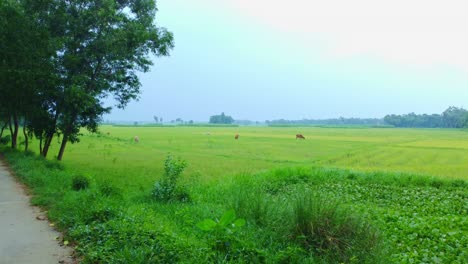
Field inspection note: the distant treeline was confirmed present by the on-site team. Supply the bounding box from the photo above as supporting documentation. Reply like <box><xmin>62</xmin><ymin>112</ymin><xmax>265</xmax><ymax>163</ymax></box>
<box><xmin>384</xmin><ymin>107</ymin><xmax>468</xmax><ymax>128</ymax></box>
<box><xmin>266</xmin><ymin>118</ymin><xmax>385</xmax><ymax>126</ymax></box>
<box><xmin>264</xmin><ymin>107</ymin><xmax>468</xmax><ymax>129</ymax></box>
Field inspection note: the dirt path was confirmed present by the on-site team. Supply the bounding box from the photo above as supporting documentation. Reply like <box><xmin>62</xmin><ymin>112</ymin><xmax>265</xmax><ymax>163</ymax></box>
<box><xmin>0</xmin><ymin>159</ymin><xmax>74</xmax><ymax>264</ymax></box>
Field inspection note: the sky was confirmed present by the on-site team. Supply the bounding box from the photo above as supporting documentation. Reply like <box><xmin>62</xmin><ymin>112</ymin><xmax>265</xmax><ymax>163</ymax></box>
<box><xmin>105</xmin><ymin>0</ymin><xmax>468</xmax><ymax>122</ymax></box>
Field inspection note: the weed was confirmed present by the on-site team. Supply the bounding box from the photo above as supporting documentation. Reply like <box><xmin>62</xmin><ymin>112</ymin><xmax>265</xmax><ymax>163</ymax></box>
<box><xmin>99</xmin><ymin>182</ymin><xmax>122</xmax><ymax>197</ymax></box>
<box><xmin>72</xmin><ymin>175</ymin><xmax>90</xmax><ymax>191</ymax></box>
<box><xmin>152</xmin><ymin>154</ymin><xmax>190</xmax><ymax>202</ymax></box>
<box><xmin>197</xmin><ymin>209</ymin><xmax>250</xmax><ymax>260</ymax></box>
<box><xmin>290</xmin><ymin>191</ymin><xmax>386</xmax><ymax>263</ymax></box>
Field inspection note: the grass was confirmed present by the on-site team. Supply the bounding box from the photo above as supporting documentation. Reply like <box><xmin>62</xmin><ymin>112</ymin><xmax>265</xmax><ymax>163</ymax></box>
<box><xmin>1</xmin><ymin>126</ymin><xmax>467</xmax><ymax>263</ymax></box>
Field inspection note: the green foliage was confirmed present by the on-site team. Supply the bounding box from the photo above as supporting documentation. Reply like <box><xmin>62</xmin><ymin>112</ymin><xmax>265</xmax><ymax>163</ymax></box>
<box><xmin>0</xmin><ymin>0</ymin><xmax>174</xmax><ymax>159</ymax></box>
<box><xmin>209</xmin><ymin>112</ymin><xmax>235</xmax><ymax>124</ymax></box>
<box><xmin>152</xmin><ymin>155</ymin><xmax>190</xmax><ymax>202</ymax></box>
<box><xmin>99</xmin><ymin>182</ymin><xmax>122</xmax><ymax>197</ymax></box>
<box><xmin>384</xmin><ymin>106</ymin><xmax>468</xmax><ymax>128</ymax></box>
<box><xmin>197</xmin><ymin>209</ymin><xmax>249</xmax><ymax>260</ymax></box>
<box><xmin>72</xmin><ymin>175</ymin><xmax>90</xmax><ymax>191</ymax></box>
<box><xmin>291</xmin><ymin>192</ymin><xmax>384</xmax><ymax>263</ymax></box>
<box><xmin>197</xmin><ymin>209</ymin><xmax>246</xmax><ymax>232</ymax></box>
<box><xmin>0</xmin><ymin>135</ymin><xmax>11</xmax><ymax>145</ymax></box>
<box><xmin>1</xmin><ymin>127</ymin><xmax>467</xmax><ymax>263</ymax></box>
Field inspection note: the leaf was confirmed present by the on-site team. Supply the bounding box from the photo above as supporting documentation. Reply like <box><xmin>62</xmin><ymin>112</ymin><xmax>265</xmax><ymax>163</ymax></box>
<box><xmin>233</xmin><ymin>218</ymin><xmax>246</xmax><ymax>228</ymax></box>
<box><xmin>219</xmin><ymin>209</ymin><xmax>236</xmax><ymax>227</ymax></box>
<box><xmin>63</xmin><ymin>240</ymin><xmax>69</xmax><ymax>246</ymax></box>
<box><xmin>196</xmin><ymin>219</ymin><xmax>217</xmax><ymax>231</ymax></box>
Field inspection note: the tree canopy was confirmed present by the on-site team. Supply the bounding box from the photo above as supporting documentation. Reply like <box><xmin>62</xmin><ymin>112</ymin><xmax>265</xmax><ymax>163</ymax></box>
<box><xmin>384</xmin><ymin>107</ymin><xmax>468</xmax><ymax>128</ymax></box>
<box><xmin>209</xmin><ymin>112</ymin><xmax>234</xmax><ymax>124</ymax></box>
<box><xmin>0</xmin><ymin>0</ymin><xmax>173</xmax><ymax>160</ymax></box>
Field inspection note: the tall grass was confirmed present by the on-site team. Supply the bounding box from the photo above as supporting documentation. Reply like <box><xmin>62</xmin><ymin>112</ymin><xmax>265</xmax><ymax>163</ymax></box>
<box><xmin>1</xmin><ymin>144</ymin><xmax>466</xmax><ymax>263</ymax></box>
<box><xmin>290</xmin><ymin>191</ymin><xmax>385</xmax><ymax>263</ymax></box>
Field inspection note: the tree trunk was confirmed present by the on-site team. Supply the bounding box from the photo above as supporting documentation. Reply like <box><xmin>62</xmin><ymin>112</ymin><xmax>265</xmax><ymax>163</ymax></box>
<box><xmin>0</xmin><ymin>122</ymin><xmax>7</xmax><ymax>138</ymax></box>
<box><xmin>42</xmin><ymin>133</ymin><xmax>54</xmax><ymax>158</ymax></box>
<box><xmin>57</xmin><ymin>134</ymin><xmax>68</xmax><ymax>161</ymax></box>
<box><xmin>9</xmin><ymin>114</ymin><xmax>19</xmax><ymax>149</ymax></box>
<box><xmin>8</xmin><ymin>116</ymin><xmax>13</xmax><ymax>141</ymax></box>
<box><xmin>39</xmin><ymin>136</ymin><xmax>43</xmax><ymax>155</ymax></box>
<box><xmin>23</xmin><ymin>123</ymin><xmax>28</xmax><ymax>151</ymax></box>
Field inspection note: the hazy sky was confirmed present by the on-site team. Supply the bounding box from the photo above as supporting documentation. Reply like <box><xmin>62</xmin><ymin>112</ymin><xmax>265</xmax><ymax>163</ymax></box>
<box><xmin>106</xmin><ymin>0</ymin><xmax>468</xmax><ymax>122</ymax></box>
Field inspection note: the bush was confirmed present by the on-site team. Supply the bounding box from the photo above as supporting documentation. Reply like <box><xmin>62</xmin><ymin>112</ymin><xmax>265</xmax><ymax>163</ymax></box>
<box><xmin>0</xmin><ymin>135</ymin><xmax>11</xmax><ymax>145</ymax></box>
<box><xmin>152</xmin><ymin>155</ymin><xmax>190</xmax><ymax>202</ymax></box>
<box><xmin>290</xmin><ymin>191</ymin><xmax>386</xmax><ymax>263</ymax></box>
<box><xmin>72</xmin><ymin>175</ymin><xmax>90</xmax><ymax>191</ymax></box>
<box><xmin>99</xmin><ymin>182</ymin><xmax>122</xmax><ymax>197</ymax></box>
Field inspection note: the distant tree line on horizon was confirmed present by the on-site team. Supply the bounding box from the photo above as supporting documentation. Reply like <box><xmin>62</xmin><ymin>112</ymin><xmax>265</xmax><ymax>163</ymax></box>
<box><xmin>266</xmin><ymin>118</ymin><xmax>385</xmax><ymax>126</ymax></box>
<box><xmin>384</xmin><ymin>106</ymin><xmax>468</xmax><ymax>128</ymax></box>
<box><xmin>0</xmin><ymin>0</ymin><xmax>173</xmax><ymax>160</ymax></box>
<box><xmin>264</xmin><ymin>106</ymin><xmax>468</xmax><ymax>128</ymax></box>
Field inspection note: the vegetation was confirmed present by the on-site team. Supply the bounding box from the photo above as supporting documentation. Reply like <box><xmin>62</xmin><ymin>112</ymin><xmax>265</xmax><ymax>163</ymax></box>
<box><xmin>0</xmin><ymin>0</ymin><xmax>173</xmax><ymax>160</ymax></box>
<box><xmin>152</xmin><ymin>155</ymin><xmax>190</xmax><ymax>202</ymax></box>
<box><xmin>266</xmin><ymin>117</ymin><xmax>385</xmax><ymax>126</ymax></box>
<box><xmin>209</xmin><ymin>112</ymin><xmax>235</xmax><ymax>124</ymax></box>
<box><xmin>0</xmin><ymin>126</ymin><xmax>466</xmax><ymax>263</ymax></box>
<box><xmin>384</xmin><ymin>106</ymin><xmax>468</xmax><ymax>128</ymax></box>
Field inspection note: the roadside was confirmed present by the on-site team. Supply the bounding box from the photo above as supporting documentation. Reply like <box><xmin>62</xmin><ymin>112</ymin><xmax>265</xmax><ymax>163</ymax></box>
<box><xmin>0</xmin><ymin>157</ymin><xmax>74</xmax><ymax>264</ymax></box>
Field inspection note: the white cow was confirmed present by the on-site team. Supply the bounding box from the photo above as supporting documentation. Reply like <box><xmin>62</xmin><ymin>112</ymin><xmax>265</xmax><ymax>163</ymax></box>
<box><xmin>134</xmin><ymin>136</ymin><xmax>139</xmax><ymax>143</ymax></box>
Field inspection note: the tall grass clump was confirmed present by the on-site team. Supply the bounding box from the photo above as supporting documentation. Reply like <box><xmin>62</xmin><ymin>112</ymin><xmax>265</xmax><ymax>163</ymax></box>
<box><xmin>290</xmin><ymin>190</ymin><xmax>386</xmax><ymax>263</ymax></box>
<box><xmin>72</xmin><ymin>175</ymin><xmax>90</xmax><ymax>191</ymax></box>
<box><xmin>152</xmin><ymin>154</ymin><xmax>190</xmax><ymax>202</ymax></box>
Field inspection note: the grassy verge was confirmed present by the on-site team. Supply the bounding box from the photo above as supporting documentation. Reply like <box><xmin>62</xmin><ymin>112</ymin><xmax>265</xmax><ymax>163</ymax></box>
<box><xmin>1</xmin><ymin>147</ymin><xmax>466</xmax><ymax>263</ymax></box>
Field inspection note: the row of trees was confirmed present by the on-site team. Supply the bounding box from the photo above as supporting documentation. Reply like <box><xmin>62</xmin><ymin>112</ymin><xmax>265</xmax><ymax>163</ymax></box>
<box><xmin>266</xmin><ymin>118</ymin><xmax>385</xmax><ymax>126</ymax></box>
<box><xmin>384</xmin><ymin>107</ymin><xmax>468</xmax><ymax>128</ymax></box>
<box><xmin>0</xmin><ymin>0</ymin><xmax>173</xmax><ymax>160</ymax></box>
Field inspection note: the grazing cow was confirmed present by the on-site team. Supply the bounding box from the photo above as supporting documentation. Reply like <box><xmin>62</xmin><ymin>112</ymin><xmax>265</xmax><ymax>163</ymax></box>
<box><xmin>134</xmin><ymin>136</ymin><xmax>139</xmax><ymax>143</ymax></box>
<box><xmin>235</xmin><ymin>134</ymin><xmax>239</xmax><ymax>140</ymax></box>
<box><xmin>296</xmin><ymin>134</ymin><xmax>305</xmax><ymax>140</ymax></box>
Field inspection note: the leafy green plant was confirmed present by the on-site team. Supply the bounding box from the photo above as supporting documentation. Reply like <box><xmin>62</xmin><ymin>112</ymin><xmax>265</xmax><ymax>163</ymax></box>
<box><xmin>152</xmin><ymin>154</ymin><xmax>189</xmax><ymax>202</ymax></box>
<box><xmin>72</xmin><ymin>175</ymin><xmax>90</xmax><ymax>191</ymax></box>
<box><xmin>197</xmin><ymin>209</ymin><xmax>246</xmax><ymax>254</ymax></box>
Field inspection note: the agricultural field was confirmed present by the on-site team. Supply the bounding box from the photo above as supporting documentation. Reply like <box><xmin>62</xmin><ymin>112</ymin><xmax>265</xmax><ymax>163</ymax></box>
<box><xmin>57</xmin><ymin>126</ymin><xmax>468</xmax><ymax>182</ymax></box>
<box><xmin>1</xmin><ymin>126</ymin><xmax>467</xmax><ymax>263</ymax></box>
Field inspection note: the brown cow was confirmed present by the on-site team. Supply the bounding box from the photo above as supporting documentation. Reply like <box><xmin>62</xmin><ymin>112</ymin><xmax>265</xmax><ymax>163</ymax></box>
<box><xmin>235</xmin><ymin>134</ymin><xmax>239</xmax><ymax>140</ymax></box>
<box><xmin>296</xmin><ymin>134</ymin><xmax>305</xmax><ymax>139</ymax></box>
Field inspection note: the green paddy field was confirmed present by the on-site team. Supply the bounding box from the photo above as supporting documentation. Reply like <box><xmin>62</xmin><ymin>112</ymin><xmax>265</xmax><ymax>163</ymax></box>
<box><xmin>2</xmin><ymin>126</ymin><xmax>467</xmax><ymax>263</ymax></box>
<box><xmin>62</xmin><ymin>126</ymin><xmax>468</xmax><ymax>182</ymax></box>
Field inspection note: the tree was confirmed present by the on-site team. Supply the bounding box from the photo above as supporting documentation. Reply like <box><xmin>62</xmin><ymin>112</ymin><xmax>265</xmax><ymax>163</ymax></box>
<box><xmin>0</xmin><ymin>0</ymin><xmax>55</xmax><ymax>150</ymax></box>
<box><xmin>48</xmin><ymin>0</ymin><xmax>174</xmax><ymax>160</ymax></box>
<box><xmin>442</xmin><ymin>106</ymin><xmax>468</xmax><ymax>128</ymax></box>
<box><xmin>209</xmin><ymin>112</ymin><xmax>234</xmax><ymax>124</ymax></box>
<box><xmin>154</xmin><ymin>116</ymin><xmax>159</xmax><ymax>123</ymax></box>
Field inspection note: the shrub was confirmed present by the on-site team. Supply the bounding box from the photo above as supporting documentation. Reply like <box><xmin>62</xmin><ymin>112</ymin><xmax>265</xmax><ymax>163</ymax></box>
<box><xmin>99</xmin><ymin>182</ymin><xmax>122</xmax><ymax>197</ymax></box>
<box><xmin>72</xmin><ymin>175</ymin><xmax>90</xmax><ymax>191</ymax></box>
<box><xmin>0</xmin><ymin>135</ymin><xmax>11</xmax><ymax>145</ymax></box>
<box><xmin>197</xmin><ymin>209</ymin><xmax>255</xmax><ymax>260</ymax></box>
<box><xmin>152</xmin><ymin>155</ymin><xmax>189</xmax><ymax>202</ymax></box>
<box><xmin>290</xmin><ymin>191</ymin><xmax>386</xmax><ymax>263</ymax></box>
